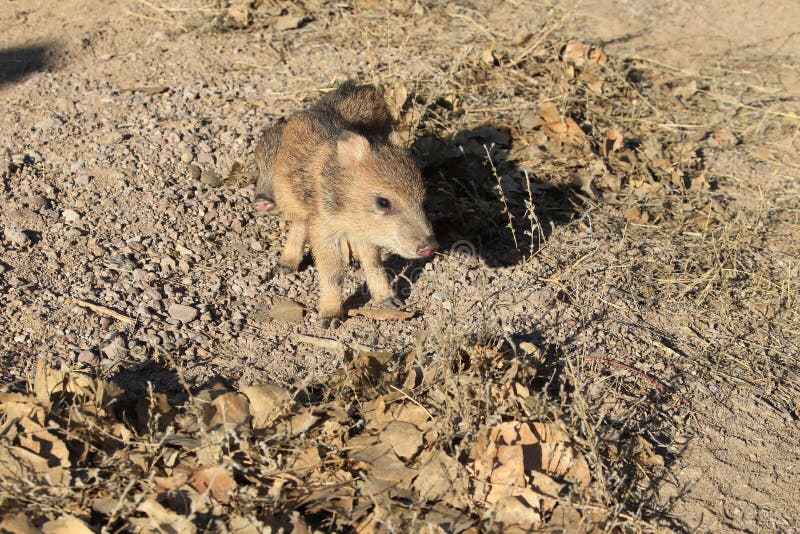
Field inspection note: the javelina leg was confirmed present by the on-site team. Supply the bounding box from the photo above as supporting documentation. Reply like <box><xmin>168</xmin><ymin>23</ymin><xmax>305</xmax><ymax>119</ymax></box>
<box><xmin>277</xmin><ymin>220</ymin><xmax>307</xmax><ymax>273</ymax></box>
<box><xmin>339</xmin><ymin>239</ymin><xmax>361</xmax><ymax>267</ymax></box>
<box><xmin>352</xmin><ymin>241</ymin><xmax>397</xmax><ymax>307</ymax></box>
<box><xmin>310</xmin><ymin>227</ymin><xmax>345</xmax><ymax>328</ymax></box>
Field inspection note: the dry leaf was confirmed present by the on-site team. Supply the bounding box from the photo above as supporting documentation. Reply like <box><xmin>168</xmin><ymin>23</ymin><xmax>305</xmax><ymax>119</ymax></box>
<box><xmin>41</xmin><ymin>516</ymin><xmax>93</xmax><ymax>534</ymax></box>
<box><xmin>0</xmin><ymin>513</ymin><xmax>39</xmax><ymax>534</ymax></box>
<box><xmin>380</xmin><ymin>420</ymin><xmax>423</xmax><ymax>459</ymax></box>
<box><xmin>242</xmin><ymin>383</ymin><xmax>291</xmax><ymax>429</ymax></box>
<box><xmin>536</xmin><ymin>103</ymin><xmax>561</xmax><ymax>124</ymax></box>
<box><xmin>189</xmin><ymin>466</ymin><xmax>236</xmax><ymax>503</ymax></box>
<box><xmin>202</xmin><ymin>392</ymin><xmax>251</xmax><ymax>430</ymax></box>
<box><xmin>491</xmin><ymin>494</ymin><xmax>543</xmax><ymax>532</ymax></box>
<box><xmin>350</xmin><ymin>442</ymin><xmax>417</xmax><ymax>484</ymax></box>
<box><xmin>138</xmin><ymin>499</ymin><xmax>196</xmax><ymax>534</ymax></box>
<box><xmin>561</xmin><ymin>42</ymin><xmax>608</xmax><ymax>66</ymax></box>
<box><xmin>273</xmin><ymin>14</ymin><xmax>306</xmax><ymax>31</ymax></box>
<box><xmin>602</xmin><ymin>129</ymin><xmax>624</xmax><ymax>156</ymax></box>
<box><xmin>414</xmin><ymin>450</ymin><xmax>465</xmax><ymax>502</ymax></box>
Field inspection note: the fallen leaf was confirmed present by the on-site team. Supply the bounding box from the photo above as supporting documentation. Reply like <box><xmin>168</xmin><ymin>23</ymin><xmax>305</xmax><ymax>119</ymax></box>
<box><xmin>350</xmin><ymin>442</ymin><xmax>417</xmax><ymax>485</ymax></box>
<box><xmin>189</xmin><ymin>466</ymin><xmax>236</xmax><ymax>503</ymax></box>
<box><xmin>242</xmin><ymin>383</ymin><xmax>291</xmax><ymax>429</ymax></box>
<box><xmin>137</xmin><ymin>499</ymin><xmax>197</xmax><ymax>534</ymax></box>
<box><xmin>602</xmin><ymin>129</ymin><xmax>624</xmax><ymax>156</ymax></box>
<box><xmin>41</xmin><ymin>516</ymin><xmax>93</xmax><ymax>534</ymax></box>
<box><xmin>413</xmin><ymin>450</ymin><xmax>465</xmax><ymax>502</ymax></box>
<box><xmin>492</xmin><ymin>493</ymin><xmax>543</xmax><ymax>532</ymax></box>
<box><xmin>273</xmin><ymin>14</ymin><xmax>306</xmax><ymax>31</ymax></box>
<box><xmin>202</xmin><ymin>392</ymin><xmax>251</xmax><ymax>431</ymax></box>
<box><xmin>536</xmin><ymin>103</ymin><xmax>561</xmax><ymax>124</ymax></box>
<box><xmin>0</xmin><ymin>513</ymin><xmax>39</xmax><ymax>534</ymax></box>
<box><xmin>380</xmin><ymin>420</ymin><xmax>423</xmax><ymax>459</ymax></box>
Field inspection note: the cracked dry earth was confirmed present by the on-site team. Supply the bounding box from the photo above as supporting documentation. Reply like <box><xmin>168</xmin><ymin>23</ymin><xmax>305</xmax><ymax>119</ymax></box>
<box><xmin>1</xmin><ymin>0</ymin><xmax>799</xmax><ymax>531</ymax></box>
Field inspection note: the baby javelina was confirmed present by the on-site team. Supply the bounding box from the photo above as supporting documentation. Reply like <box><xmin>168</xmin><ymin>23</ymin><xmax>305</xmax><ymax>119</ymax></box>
<box><xmin>253</xmin><ymin>80</ymin><xmax>438</xmax><ymax>328</ymax></box>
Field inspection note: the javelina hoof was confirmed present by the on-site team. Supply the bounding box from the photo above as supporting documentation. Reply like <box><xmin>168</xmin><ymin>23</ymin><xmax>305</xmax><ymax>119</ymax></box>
<box><xmin>319</xmin><ymin>316</ymin><xmax>342</xmax><ymax>329</ymax></box>
<box><xmin>377</xmin><ymin>296</ymin><xmax>402</xmax><ymax>309</ymax></box>
<box><xmin>253</xmin><ymin>193</ymin><xmax>276</xmax><ymax>212</ymax></box>
<box><xmin>272</xmin><ymin>264</ymin><xmax>296</xmax><ymax>276</ymax></box>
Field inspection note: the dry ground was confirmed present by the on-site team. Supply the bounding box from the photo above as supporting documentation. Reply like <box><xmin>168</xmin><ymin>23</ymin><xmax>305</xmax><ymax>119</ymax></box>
<box><xmin>1</xmin><ymin>0</ymin><xmax>798</xmax><ymax>532</ymax></box>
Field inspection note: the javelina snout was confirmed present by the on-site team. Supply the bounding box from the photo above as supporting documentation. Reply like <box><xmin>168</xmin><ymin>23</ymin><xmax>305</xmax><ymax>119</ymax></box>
<box><xmin>338</xmin><ymin>135</ymin><xmax>437</xmax><ymax>260</ymax></box>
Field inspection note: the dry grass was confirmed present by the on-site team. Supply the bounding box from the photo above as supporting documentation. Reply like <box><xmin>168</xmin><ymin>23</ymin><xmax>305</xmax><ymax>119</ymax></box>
<box><xmin>2</xmin><ymin>0</ymin><xmax>799</xmax><ymax>531</ymax></box>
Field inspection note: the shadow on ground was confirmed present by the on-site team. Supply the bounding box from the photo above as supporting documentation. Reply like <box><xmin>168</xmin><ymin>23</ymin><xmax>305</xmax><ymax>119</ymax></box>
<box><xmin>0</xmin><ymin>43</ymin><xmax>53</xmax><ymax>86</ymax></box>
<box><xmin>413</xmin><ymin>124</ymin><xmax>584</xmax><ymax>268</ymax></box>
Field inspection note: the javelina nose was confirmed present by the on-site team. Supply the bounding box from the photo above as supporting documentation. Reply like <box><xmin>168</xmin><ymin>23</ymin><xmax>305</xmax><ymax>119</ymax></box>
<box><xmin>416</xmin><ymin>237</ymin><xmax>439</xmax><ymax>257</ymax></box>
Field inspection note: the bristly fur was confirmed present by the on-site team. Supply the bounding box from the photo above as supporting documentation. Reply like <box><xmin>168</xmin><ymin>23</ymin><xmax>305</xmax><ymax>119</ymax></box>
<box><xmin>253</xmin><ymin>80</ymin><xmax>436</xmax><ymax>325</ymax></box>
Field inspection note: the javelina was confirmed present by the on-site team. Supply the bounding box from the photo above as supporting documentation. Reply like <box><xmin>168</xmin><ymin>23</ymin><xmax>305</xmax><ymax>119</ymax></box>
<box><xmin>253</xmin><ymin>81</ymin><xmax>438</xmax><ymax>327</ymax></box>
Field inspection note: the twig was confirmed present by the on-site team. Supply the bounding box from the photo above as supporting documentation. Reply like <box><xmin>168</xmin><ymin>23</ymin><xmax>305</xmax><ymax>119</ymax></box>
<box><xmin>70</xmin><ymin>298</ymin><xmax>135</xmax><ymax>325</ymax></box>
<box><xmin>585</xmin><ymin>354</ymin><xmax>690</xmax><ymax>405</ymax></box>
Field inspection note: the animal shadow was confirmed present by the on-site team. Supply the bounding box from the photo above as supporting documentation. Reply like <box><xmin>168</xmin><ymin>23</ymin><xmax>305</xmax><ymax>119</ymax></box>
<box><xmin>412</xmin><ymin>124</ymin><xmax>584</xmax><ymax>268</ymax></box>
<box><xmin>0</xmin><ymin>43</ymin><xmax>53</xmax><ymax>86</ymax></box>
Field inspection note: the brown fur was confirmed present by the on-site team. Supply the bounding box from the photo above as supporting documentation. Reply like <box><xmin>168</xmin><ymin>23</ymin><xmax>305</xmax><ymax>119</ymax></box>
<box><xmin>256</xmin><ymin>80</ymin><xmax>436</xmax><ymax>325</ymax></box>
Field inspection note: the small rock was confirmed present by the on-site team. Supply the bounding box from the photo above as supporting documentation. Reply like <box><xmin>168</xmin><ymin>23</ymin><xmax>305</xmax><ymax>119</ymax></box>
<box><xmin>100</xmin><ymin>131</ymin><xmax>125</xmax><ymax>146</ymax></box>
<box><xmin>78</xmin><ymin>350</ymin><xmax>100</xmax><ymax>366</ymax></box>
<box><xmin>4</xmin><ymin>228</ymin><xmax>31</xmax><ymax>246</ymax></box>
<box><xmin>26</xmin><ymin>195</ymin><xmax>50</xmax><ymax>209</ymax></box>
<box><xmin>188</xmin><ymin>164</ymin><xmax>202</xmax><ymax>180</ymax></box>
<box><xmin>180</xmin><ymin>149</ymin><xmax>193</xmax><ymax>163</ymax></box>
<box><xmin>168</xmin><ymin>303</ymin><xmax>199</xmax><ymax>323</ymax></box>
<box><xmin>268</xmin><ymin>298</ymin><xmax>305</xmax><ymax>323</ymax></box>
<box><xmin>200</xmin><ymin>170</ymin><xmax>223</xmax><ymax>187</ymax></box>
<box><xmin>34</xmin><ymin>117</ymin><xmax>63</xmax><ymax>130</ymax></box>
<box><xmin>62</xmin><ymin>209</ymin><xmax>81</xmax><ymax>222</ymax></box>
<box><xmin>101</xmin><ymin>334</ymin><xmax>127</xmax><ymax>361</ymax></box>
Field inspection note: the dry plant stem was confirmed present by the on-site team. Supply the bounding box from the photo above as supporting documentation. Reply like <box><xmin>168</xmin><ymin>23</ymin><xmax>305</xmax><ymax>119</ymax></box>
<box><xmin>585</xmin><ymin>353</ymin><xmax>690</xmax><ymax>405</ymax></box>
<box><xmin>484</xmin><ymin>144</ymin><xmax>519</xmax><ymax>250</ymax></box>
<box><xmin>70</xmin><ymin>298</ymin><xmax>136</xmax><ymax>326</ymax></box>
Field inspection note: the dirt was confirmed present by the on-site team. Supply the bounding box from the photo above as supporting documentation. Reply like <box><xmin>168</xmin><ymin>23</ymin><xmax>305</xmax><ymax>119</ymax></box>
<box><xmin>1</xmin><ymin>0</ymin><xmax>798</xmax><ymax>531</ymax></box>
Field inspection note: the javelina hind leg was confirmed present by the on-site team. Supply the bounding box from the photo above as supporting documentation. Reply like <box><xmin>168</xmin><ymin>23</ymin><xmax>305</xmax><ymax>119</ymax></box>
<box><xmin>310</xmin><ymin>225</ymin><xmax>345</xmax><ymax>328</ymax></box>
<box><xmin>277</xmin><ymin>220</ymin><xmax>308</xmax><ymax>273</ymax></box>
<box><xmin>352</xmin><ymin>241</ymin><xmax>397</xmax><ymax>307</ymax></box>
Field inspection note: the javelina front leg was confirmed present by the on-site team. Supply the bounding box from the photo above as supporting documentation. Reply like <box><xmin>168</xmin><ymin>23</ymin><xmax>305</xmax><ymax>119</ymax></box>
<box><xmin>277</xmin><ymin>220</ymin><xmax>307</xmax><ymax>273</ymax></box>
<box><xmin>352</xmin><ymin>241</ymin><xmax>397</xmax><ymax>307</ymax></box>
<box><xmin>310</xmin><ymin>227</ymin><xmax>345</xmax><ymax>328</ymax></box>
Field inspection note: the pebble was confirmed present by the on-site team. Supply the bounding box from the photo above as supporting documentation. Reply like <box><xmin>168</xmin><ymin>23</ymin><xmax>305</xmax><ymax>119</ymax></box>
<box><xmin>168</xmin><ymin>303</ymin><xmax>199</xmax><ymax>323</ymax></box>
<box><xmin>188</xmin><ymin>164</ymin><xmax>202</xmax><ymax>180</ymax></box>
<box><xmin>268</xmin><ymin>298</ymin><xmax>305</xmax><ymax>323</ymax></box>
<box><xmin>4</xmin><ymin>228</ymin><xmax>31</xmax><ymax>246</ymax></box>
<box><xmin>200</xmin><ymin>170</ymin><xmax>223</xmax><ymax>187</ymax></box>
<box><xmin>35</xmin><ymin>117</ymin><xmax>63</xmax><ymax>130</ymax></box>
<box><xmin>100</xmin><ymin>131</ymin><xmax>125</xmax><ymax>145</ymax></box>
<box><xmin>78</xmin><ymin>350</ymin><xmax>100</xmax><ymax>366</ymax></box>
<box><xmin>180</xmin><ymin>149</ymin><xmax>194</xmax><ymax>163</ymax></box>
<box><xmin>62</xmin><ymin>209</ymin><xmax>82</xmax><ymax>222</ymax></box>
<box><xmin>101</xmin><ymin>334</ymin><xmax>127</xmax><ymax>361</ymax></box>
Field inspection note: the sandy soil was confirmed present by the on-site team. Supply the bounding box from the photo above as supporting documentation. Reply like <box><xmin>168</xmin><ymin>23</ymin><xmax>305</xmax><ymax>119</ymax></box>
<box><xmin>1</xmin><ymin>0</ymin><xmax>798</xmax><ymax>531</ymax></box>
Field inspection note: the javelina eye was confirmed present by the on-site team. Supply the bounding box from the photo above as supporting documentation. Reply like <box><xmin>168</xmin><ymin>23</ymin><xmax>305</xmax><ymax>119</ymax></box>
<box><xmin>376</xmin><ymin>197</ymin><xmax>391</xmax><ymax>210</ymax></box>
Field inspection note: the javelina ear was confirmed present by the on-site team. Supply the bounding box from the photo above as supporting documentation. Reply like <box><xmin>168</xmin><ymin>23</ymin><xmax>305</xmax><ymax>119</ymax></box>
<box><xmin>337</xmin><ymin>131</ymin><xmax>370</xmax><ymax>168</ymax></box>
